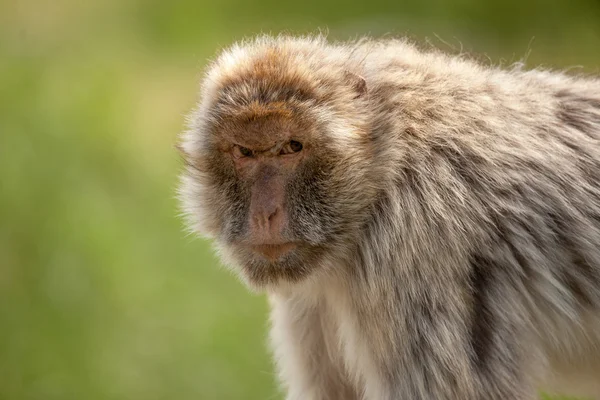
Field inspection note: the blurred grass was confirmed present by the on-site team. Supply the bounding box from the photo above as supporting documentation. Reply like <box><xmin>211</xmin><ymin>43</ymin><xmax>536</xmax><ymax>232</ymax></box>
<box><xmin>1</xmin><ymin>0</ymin><xmax>599</xmax><ymax>399</ymax></box>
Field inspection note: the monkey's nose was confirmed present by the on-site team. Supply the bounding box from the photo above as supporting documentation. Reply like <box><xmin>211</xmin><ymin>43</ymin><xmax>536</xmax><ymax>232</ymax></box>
<box><xmin>250</xmin><ymin>205</ymin><xmax>286</xmax><ymax>238</ymax></box>
<box><xmin>252</xmin><ymin>207</ymin><xmax>280</xmax><ymax>231</ymax></box>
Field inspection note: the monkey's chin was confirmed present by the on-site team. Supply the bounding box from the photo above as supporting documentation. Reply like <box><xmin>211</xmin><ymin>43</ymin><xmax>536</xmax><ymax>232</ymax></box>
<box><xmin>248</xmin><ymin>243</ymin><xmax>298</xmax><ymax>261</ymax></box>
<box><xmin>221</xmin><ymin>243</ymin><xmax>322</xmax><ymax>290</ymax></box>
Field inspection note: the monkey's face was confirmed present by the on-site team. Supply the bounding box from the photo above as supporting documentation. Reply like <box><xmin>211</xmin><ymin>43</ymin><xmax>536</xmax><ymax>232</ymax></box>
<box><xmin>179</xmin><ymin>41</ymin><xmax>376</xmax><ymax>288</ymax></box>
<box><xmin>180</xmin><ymin>100</ymin><xmax>375</xmax><ymax>288</ymax></box>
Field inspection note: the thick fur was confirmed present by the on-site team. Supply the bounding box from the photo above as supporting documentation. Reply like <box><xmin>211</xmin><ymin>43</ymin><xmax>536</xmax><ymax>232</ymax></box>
<box><xmin>178</xmin><ymin>35</ymin><xmax>600</xmax><ymax>399</ymax></box>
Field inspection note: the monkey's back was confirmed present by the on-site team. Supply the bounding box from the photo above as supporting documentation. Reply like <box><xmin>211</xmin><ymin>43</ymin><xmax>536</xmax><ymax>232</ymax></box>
<box><xmin>358</xmin><ymin>38</ymin><xmax>600</xmax><ymax>366</ymax></box>
<box><xmin>347</xmin><ymin>40</ymin><xmax>600</xmax><ymax>396</ymax></box>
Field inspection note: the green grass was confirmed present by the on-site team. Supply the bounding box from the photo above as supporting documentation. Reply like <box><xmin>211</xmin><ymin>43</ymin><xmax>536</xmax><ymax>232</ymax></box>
<box><xmin>1</xmin><ymin>0</ymin><xmax>599</xmax><ymax>399</ymax></box>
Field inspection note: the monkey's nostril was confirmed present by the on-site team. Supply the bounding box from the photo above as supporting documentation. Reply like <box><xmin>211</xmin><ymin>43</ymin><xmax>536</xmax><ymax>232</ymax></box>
<box><xmin>251</xmin><ymin>207</ymin><xmax>281</xmax><ymax>233</ymax></box>
<box><xmin>268</xmin><ymin>208</ymin><xmax>279</xmax><ymax>223</ymax></box>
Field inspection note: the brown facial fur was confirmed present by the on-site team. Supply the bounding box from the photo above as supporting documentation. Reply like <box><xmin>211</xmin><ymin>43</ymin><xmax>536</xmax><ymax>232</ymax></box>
<box><xmin>178</xmin><ymin>35</ymin><xmax>600</xmax><ymax>400</ymax></box>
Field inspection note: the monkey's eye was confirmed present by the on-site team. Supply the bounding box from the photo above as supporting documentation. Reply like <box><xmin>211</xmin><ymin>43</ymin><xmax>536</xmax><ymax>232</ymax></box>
<box><xmin>280</xmin><ymin>140</ymin><xmax>303</xmax><ymax>155</ymax></box>
<box><xmin>233</xmin><ymin>145</ymin><xmax>253</xmax><ymax>158</ymax></box>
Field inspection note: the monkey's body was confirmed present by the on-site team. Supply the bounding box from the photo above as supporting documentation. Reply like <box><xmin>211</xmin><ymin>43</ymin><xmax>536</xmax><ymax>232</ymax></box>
<box><xmin>178</xmin><ymin>36</ymin><xmax>600</xmax><ymax>399</ymax></box>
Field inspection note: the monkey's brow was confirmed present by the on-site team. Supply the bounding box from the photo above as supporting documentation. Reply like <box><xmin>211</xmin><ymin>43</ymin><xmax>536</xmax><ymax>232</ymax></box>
<box><xmin>218</xmin><ymin>79</ymin><xmax>317</xmax><ymax>105</ymax></box>
<box><xmin>243</xmin><ymin>142</ymin><xmax>283</xmax><ymax>155</ymax></box>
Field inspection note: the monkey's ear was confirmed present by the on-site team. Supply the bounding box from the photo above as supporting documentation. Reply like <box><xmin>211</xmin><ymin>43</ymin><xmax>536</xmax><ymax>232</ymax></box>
<box><xmin>344</xmin><ymin>70</ymin><xmax>368</xmax><ymax>99</ymax></box>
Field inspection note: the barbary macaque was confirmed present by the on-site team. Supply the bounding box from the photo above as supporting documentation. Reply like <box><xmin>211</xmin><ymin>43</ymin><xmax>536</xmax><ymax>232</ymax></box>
<box><xmin>177</xmin><ymin>35</ymin><xmax>600</xmax><ymax>399</ymax></box>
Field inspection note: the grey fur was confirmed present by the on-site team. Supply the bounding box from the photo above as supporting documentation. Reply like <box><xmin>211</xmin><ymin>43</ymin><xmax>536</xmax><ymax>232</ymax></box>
<box><xmin>178</xmin><ymin>35</ymin><xmax>600</xmax><ymax>399</ymax></box>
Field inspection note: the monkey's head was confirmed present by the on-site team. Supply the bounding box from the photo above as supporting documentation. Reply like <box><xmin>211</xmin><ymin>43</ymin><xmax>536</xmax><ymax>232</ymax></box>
<box><xmin>178</xmin><ymin>36</ymin><xmax>379</xmax><ymax>289</ymax></box>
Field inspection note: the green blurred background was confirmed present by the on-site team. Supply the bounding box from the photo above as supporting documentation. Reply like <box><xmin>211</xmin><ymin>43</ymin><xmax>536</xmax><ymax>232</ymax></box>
<box><xmin>1</xmin><ymin>0</ymin><xmax>599</xmax><ymax>399</ymax></box>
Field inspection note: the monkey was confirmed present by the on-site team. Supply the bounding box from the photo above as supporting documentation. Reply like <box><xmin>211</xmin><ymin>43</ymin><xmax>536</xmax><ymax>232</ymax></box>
<box><xmin>176</xmin><ymin>34</ymin><xmax>600</xmax><ymax>400</ymax></box>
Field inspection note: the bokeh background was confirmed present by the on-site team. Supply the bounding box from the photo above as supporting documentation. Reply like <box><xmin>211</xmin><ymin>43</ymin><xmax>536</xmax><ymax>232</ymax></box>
<box><xmin>2</xmin><ymin>0</ymin><xmax>599</xmax><ymax>399</ymax></box>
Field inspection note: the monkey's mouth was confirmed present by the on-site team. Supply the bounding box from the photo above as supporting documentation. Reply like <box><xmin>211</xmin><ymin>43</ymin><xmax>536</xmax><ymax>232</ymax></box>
<box><xmin>248</xmin><ymin>243</ymin><xmax>298</xmax><ymax>261</ymax></box>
